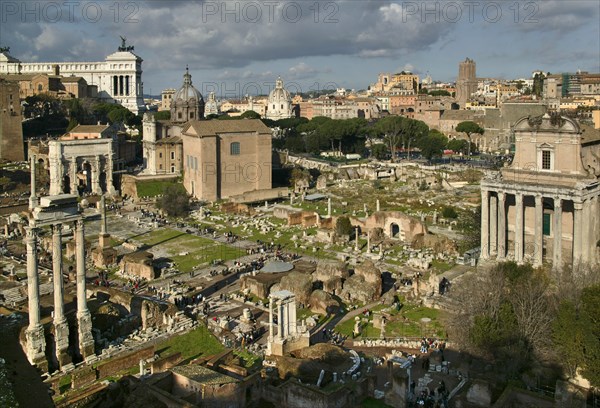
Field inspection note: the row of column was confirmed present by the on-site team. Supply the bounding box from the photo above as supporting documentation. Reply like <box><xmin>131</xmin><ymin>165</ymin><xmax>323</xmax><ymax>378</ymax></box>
<box><xmin>481</xmin><ymin>189</ymin><xmax>595</xmax><ymax>268</ymax></box>
<box><xmin>268</xmin><ymin>296</ymin><xmax>297</xmax><ymax>341</ymax></box>
<box><xmin>25</xmin><ymin>220</ymin><xmax>94</xmax><ymax>370</ymax></box>
<box><xmin>112</xmin><ymin>74</ymin><xmax>131</xmax><ymax>96</ymax></box>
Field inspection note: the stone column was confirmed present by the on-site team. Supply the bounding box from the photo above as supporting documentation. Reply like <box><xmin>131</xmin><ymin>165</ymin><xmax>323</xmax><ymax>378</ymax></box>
<box><xmin>29</xmin><ymin>155</ymin><xmax>39</xmax><ymax>209</ymax></box>
<box><xmin>480</xmin><ymin>189</ymin><xmax>489</xmax><ymax>259</ymax></box>
<box><xmin>69</xmin><ymin>157</ymin><xmax>78</xmax><ymax>195</ymax></box>
<box><xmin>582</xmin><ymin>199</ymin><xmax>591</xmax><ymax>264</ymax></box>
<box><xmin>489</xmin><ymin>194</ymin><xmax>497</xmax><ymax>256</ymax></box>
<box><xmin>106</xmin><ymin>150</ymin><xmax>116</xmax><ymax>195</ymax></box>
<box><xmin>573</xmin><ymin>201</ymin><xmax>583</xmax><ymax>266</ymax></box>
<box><xmin>354</xmin><ymin>227</ymin><xmax>359</xmax><ymax>251</ymax></box>
<box><xmin>76</xmin><ymin>219</ymin><xmax>94</xmax><ymax>359</ymax></box>
<box><xmin>376</xmin><ymin>199</ymin><xmax>380</xmax><ymax>212</ymax></box>
<box><xmin>52</xmin><ymin>223</ymin><xmax>71</xmax><ymax>367</ymax></box>
<box><xmin>498</xmin><ymin>193</ymin><xmax>508</xmax><ymax>260</ymax></box>
<box><xmin>289</xmin><ymin>298</ymin><xmax>297</xmax><ymax>335</ymax></box>
<box><xmin>534</xmin><ymin>195</ymin><xmax>544</xmax><ymax>267</ymax></box>
<box><xmin>515</xmin><ymin>193</ymin><xmax>524</xmax><ymax>263</ymax></box>
<box><xmin>327</xmin><ymin>198</ymin><xmax>332</xmax><ymax>217</ymax></box>
<box><xmin>553</xmin><ymin>197</ymin><xmax>563</xmax><ymax>269</ymax></box>
<box><xmin>24</xmin><ymin>227</ymin><xmax>47</xmax><ymax>370</ymax></box>
<box><xmin>91</xmin><ymin>156</ymin><xmax>102</xmax><ymax>194</ymax></box>
<box><xmin>278</xmin><ymin>300</ymin><xmax>284</xmax><ymax>340</ymax></box>
<box><xmin>367</xmin><ymin>232</ymin><xmax>371</xmax><ymax>254</ymax></box>
<box><xmin>268</xmin><ymin>298</ymin><xmax>274</xmax><ymax>340</ymax></box>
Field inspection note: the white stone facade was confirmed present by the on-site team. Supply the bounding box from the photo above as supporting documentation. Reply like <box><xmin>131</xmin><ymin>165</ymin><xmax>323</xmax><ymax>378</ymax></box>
<box><xmin>48</xmin><ymin>139</ymin><xmax>116</xmax><ymax>196</ymax></box>
<box><xmin>265</xmin><ymin>77</ymin><xmax>292</xmax><ymax>120</ymax></box>
<box><xmin>0</xmin><ymin>44</ymin><xmax>144</xmax><ymax>113</ymax></box>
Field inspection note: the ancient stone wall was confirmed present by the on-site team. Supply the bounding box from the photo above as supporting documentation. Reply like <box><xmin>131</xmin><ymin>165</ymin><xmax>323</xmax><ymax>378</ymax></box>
<box><xmin>96</xmin><ymin>345</ymin><xmax>154</xmax><ymax>380</ymax></box>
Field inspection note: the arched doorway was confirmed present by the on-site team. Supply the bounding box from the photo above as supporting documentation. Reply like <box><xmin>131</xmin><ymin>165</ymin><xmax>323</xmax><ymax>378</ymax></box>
<box><xmin>62</xmin><ymin>175</ymin><xmax>70</xmax><ymax>194</ymax></box>
<box><xmin>81</xmin><ymin>162</ymin><xmax>92</xmax><ymax>193</ymax></box>
<box><xmin>99</xmin><ymin>171</ymin><xmax>107</xmax><ymax>193</ymax></box>
<box><xmin>390</xmin><ymin>223</ymin><xmax>400</xmax><ymax>238</ymax></box>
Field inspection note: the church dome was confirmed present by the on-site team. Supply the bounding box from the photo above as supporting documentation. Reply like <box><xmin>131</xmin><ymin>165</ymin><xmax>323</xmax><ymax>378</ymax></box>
<box><xmin>268</xmin><ymin>76</ymin><xmax>291</xmax><ymax>103</ymax></box>
<box><xmin>173</xmin><ymin>67</ymin><xmax>203</xmax><ymax>105</ymax></box>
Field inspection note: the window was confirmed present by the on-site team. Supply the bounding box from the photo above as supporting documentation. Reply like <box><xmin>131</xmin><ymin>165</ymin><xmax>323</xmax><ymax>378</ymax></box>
<box><xmin>171</xmin><ymin>151</ymin><xmax>175</xmax><ymax>160</ymax></box>
<box><xmin>159</xmin><ymin>153</ymin><xmax>162</xmax><ymax>158</ymax></box>
<box><xmin>189</xmin><ymin>111</ymin><xmax>194</xmax><ymax>119</ymax></box>
<box><xmin>541</xmin><ymin>150</ymin><xmax>551</xmax><ymax>170</ymax></box>
<box><xmin>178</xmin><ymin>112</ymin><xmax>182</xmax><ymax>119</ymax></box>
<box><xmin>171</xmin><ymin>166</ymin><xmax>175</xmax><ymax>173</ymax></box>
<box><xmin>230</xmin><ymin>142</ymin><xmax>240</xmax><ymax>155</ymax></box>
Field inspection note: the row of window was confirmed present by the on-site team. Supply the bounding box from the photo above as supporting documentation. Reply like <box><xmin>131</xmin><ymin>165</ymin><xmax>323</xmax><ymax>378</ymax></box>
<box><xmin>158</xmin><ymin>152</ymin><xmax>176</xmax><ymax>160</ymax></box>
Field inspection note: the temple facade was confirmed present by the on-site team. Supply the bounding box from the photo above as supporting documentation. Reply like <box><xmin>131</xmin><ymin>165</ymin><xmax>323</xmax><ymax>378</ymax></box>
<box><xmin>480</xmin><ymin>113</ymin><xmax>600</xmax><ymax>269</ymax></box>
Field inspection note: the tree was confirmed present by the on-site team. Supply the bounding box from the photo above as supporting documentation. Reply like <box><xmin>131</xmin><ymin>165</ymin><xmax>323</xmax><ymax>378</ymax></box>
<box><xmin>335</xmin><ymin>216</ymin><xmax>353</xmax><ymax>237</ymax></box>
<box><xmin>447</xmin><ymin>138</ymin><xmax>469</xmax><ymax>155</ymax></box>
<box><xmin>66</xmin><ymin>117</ymin><xmax>79</xmax><ymax>132</ymax></box>
<box><xmin>370</xmin><ymin>143</ymin><xmax>388</xmax><ymax>160</ymax></box>
<box><xmin>374</xmin><ymin>116</ymin><xmax>405</xmax><ymax>162</ymax></box>
<box><xmin>240</xmin><ymin>110</ymin><xmax>261</xmax><ymax>119</ymax></box>
<box><xmin>418</xmin><ymin>130</ymin><xmax>448</xmax><ymax>161</ymax></box>
<box><xmin>455</xmin><ymin>121</ymin><xmax>484</xmax><ymax>159</ymax></box>
<box><xmin>156</xmin><ymin>184</ymin><xmax>190</xmax><ymax>217</ymax></box>
<box><xmin>154</xmin><ymin>111</ymin><xmax>171</xmax><ymax>120</ymax></box>
<box><xmin>580</xmin><ymin>285</ymin><xmax>600</xmax><ymax>386</ymax></box>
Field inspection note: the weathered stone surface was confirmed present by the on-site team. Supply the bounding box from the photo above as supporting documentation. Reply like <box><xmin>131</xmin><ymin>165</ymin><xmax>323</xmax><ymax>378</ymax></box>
<box><xmin>339</xmin><ymin>260</ymin><xmax>382</xmax><ymax>304</ymax></box>
<box><xmin>308</xmin><ymin>290</ymin><xmax>339</xmax><ymax>315</ymax></box>
<box><xmin>313</xmin><ymin>260</ymin><xmax>349</xmax><ymax>282</ymax></box>
<box><xmin>412</xmin><ymin>233</ymin><xmax>457</xmax><ymax>254</ymax></box>
<box><xmin>278</xmin><ymin>272</ymin><xmax>313</xmax><ymax>305</ymax></box>
<box><xmin>466</xmin><ymin>380</ymin><xmax>492</xmax><ymax>407</ymax></box>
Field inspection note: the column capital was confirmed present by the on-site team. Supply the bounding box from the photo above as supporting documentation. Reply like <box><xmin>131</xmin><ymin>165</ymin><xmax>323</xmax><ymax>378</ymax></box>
<box><xmin>498</xmin><ymin>191</ymin><xmax>506</xmax><ymax>201</ymax></box>
<box><xmin>515</xmin><ymin>193</ymin><xmax>523</xmax><ymax>203</ymax></box>
<box><xmin>573</xmin><ymin>201</ymin><xmax>583</xmax><ymax>210</ymax></box>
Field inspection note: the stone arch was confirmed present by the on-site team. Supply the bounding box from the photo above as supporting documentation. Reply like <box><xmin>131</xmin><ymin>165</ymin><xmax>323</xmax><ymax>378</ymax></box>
<box><xmin>62</xmin><ymin>175</ymin><xmax>71</xmax><ymax>194</ymax></box>
<box><xmin>99</xmin><ymin>171</ymin><xmax>107</xmax><ymax>193</ymax></box>
<box><xmin>390</xmin><ymin>222</ymin><xmax>400</xmax><ymax>238</ymax></box>
<box><xmin>81</xmin><ymin>161</ymin><xmax>92</xmax><ymax>193</ymax></box>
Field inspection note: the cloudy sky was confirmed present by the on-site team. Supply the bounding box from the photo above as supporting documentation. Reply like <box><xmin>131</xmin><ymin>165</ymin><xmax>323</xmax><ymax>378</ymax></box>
<box><xmin>1</xmin><ymin>0</ymin><xmax>598</xmax><ymax>97</ymax></box>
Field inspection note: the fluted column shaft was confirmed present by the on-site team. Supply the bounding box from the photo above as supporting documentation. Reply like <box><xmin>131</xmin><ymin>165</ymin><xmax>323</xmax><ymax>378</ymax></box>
<box><xmin>52</xmin><ymin>224</ymin><xmax>65</xmax><ymax>322</ymax></box>
<box><xmin>515</xmin><ymin>194</ymin><xmax>524</xmax><ymax>263</ymax></box>
<box><xmin>553</xmin><ymin>197</ymin><xmax>563</xmax><ymax>269</ymax></box>
<box><xmin>25</xmin><ymin>227</ymin><xmax>41</xmax><ymax>328</ymax></box>
<box><xmin>534</xmin><ymin>195</ymin><xmax>544</xmax><ymax>267</ymax></box>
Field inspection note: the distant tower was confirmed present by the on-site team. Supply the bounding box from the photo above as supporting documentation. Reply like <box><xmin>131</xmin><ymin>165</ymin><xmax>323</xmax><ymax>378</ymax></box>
<box><xmin>456</xmin><ymin>58</ymin><xmax>477</xmax><ymax>108</ymax></box>
<box><xmin>0</xmin><ymin>79</ymin><xmax>24</xmax><ymax>161</ymax></box>
<box><xmin>171</xmin><ymin>67</ymin><xmax>204</xmax><ymax>124</ymax></box>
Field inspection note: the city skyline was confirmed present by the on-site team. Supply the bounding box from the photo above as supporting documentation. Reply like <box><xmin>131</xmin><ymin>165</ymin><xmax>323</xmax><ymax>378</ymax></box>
<box><xmin>1</xmin><ymin>0</ymin><xmax>599</xmax><ymax>96</ymax></box>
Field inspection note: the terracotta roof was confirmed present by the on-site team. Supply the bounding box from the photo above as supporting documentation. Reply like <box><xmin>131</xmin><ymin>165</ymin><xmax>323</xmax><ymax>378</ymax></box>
<box><xmin>171</xmin><ymin>365</ymin><xmax>237</xmax><ymax>385</ymax></box>
<box><xmin>69</xmin><ymin>124</ymin><xmax>110</xmax><ymax>133</ymax></box>
<box><xmin>156</xmin><ymin>136</ymin><xmax>182</xmax><ymax>144</ymax></box>
<box><xmin>184</xmin><ymin>119</ymin><xmax>271</xmax><ymax>138</ymax></box>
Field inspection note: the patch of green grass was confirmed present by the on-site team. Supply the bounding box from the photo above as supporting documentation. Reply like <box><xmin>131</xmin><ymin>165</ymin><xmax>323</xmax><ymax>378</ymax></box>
<box><xmin>233</xmin><ymin>349</ymin><xmax>261</xmax><ymax>368</ymax></box>
<box><xmin>156</xmin><ymin>325</ymin><xmax>224</xmax><ymax>360</ymax></box>
<box><xmin>58</xmin><ymin>374</ymin><xmax>72</xmax><ymax>394</ymax></box>
<box><xmin>431</xmin><ymin>260</ymin><xmax>454</xmax><ymax>273</ymax></box>
<box><xmin>136</xmin><ymin>180</ymin><xmax>177</xmax><ymax>197</ymax></box>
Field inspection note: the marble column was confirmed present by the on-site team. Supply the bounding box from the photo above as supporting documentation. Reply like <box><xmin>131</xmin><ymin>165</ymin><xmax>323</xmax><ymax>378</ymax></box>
<box><xmin>489</xmin><ymin>194</ymin><xmax>498</xmax><ymax>256</ymax></box>
<box><xmin>515</xmin><ymin>194</ymin><xmax>524</xmax><ymax>263</ymax></box>
<box><xmin>367</xmin><ymin>232</ymin><xmax>371</xmax><ymax>254</ymax></box>
<box><xmin>327</xmin><ymin>198</ymin><xmax>332</xmax><ymax>217</ymax></box>
<box><xmin>498</xmin><ymin>193</ymin><xmax>506</xmax><ymax>260</ymax></box>
<box><xmin>52</xmin><ymin>223</ymin><xmax>71</xmax><ymax>367</ymax></box>
<box><xmin>553</xmin><ymin>197</ymin><xmax>563</xmax><ymax>269</ymax></box>
<box><xmin>278</xmin><ymin>300</ymin><xmax>284</xmax><ymax>340</ymax></box>
<box><xmin>376</xmin><ymin>199</ymin><xmax>380</xmax><ymax>212</ymax></box>
<box><xmin>534</xmin><ymin>195</ymin><xmax>543</xmax><ymax>267</ymax></box>
<box><xmin>76</xmin><ymin>219</ymin><xmax>94</xmax><ymax>359</ymax></box>
<box><xmin>106</xmin><ymin>153</ymin><xmax>115</xmax><ymax>195</ymax></box>
<box><xmin>268</xmin><ymin>298</ymin><xmax>274</xmax><ymax>340</ymax></box>
<box><xmin>288</xmin><ymin>298</ymin><xmax>297</xmax><ymax>335</ymax></box>
<box><xmin>24</xmin><ymin>227</ymin><xmax>47</xmax><ymax>370</ymax></box>
<box><xmin>69</xmin><ymin>158</ymin><xmax>78</xmax><ymax>195</ymax></box>
<box><xmin>582</xmin><ymin>199</ymin><xmax>591</xmax><ymax>264</ymax></box>
<box><xmin>480</xmin><ymin>189</ymin><xmax>489</xmax><ymax>259</ymax></box>
<box><xmin>29</xmin><ymin>155</ymin><xmax>39</xmax><ymax>209</ymax></box>
<box><xmin>354</xmin><ymin>227</ymin><xmax>359</xmax><ymax>251</ymax></box>
<box><xmin>573</xmin><ymin>202</ymin><xmax>583</xmax><ymax>266</ymax></box>
<box><xmin>91</xmin><ymin>157</ymin><xmax>101</xmax><ymax>194</ymax></box>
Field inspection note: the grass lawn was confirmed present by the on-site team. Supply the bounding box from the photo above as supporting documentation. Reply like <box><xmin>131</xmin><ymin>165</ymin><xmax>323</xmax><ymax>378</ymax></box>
<box><xmin>431</xmin><ymin>260</ymin><xmax>454</xmax><ymax>273</ymax></box>
<box><xmin>233</xmin><ymin>349</ymin><xmax>261</xmax><ymax>369</ymax></box>
<box><xmin>135</xmin><ymin>228</ymin><xmax>245</xmax><ymax>272</ymax></box>
<box><xmin>136</xmin><ymin>180</ymin><xmax>177</xmax><ymax>197</ymax></box>
<box><xmin>156</xmin><ymin>325</ymin><xmax>224</xmax><ymax>360</ymax></box>
<box><xmin>335</xmin><ymin>317</ymin><xmax>381</xmax><ymax>338</ymax></box>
